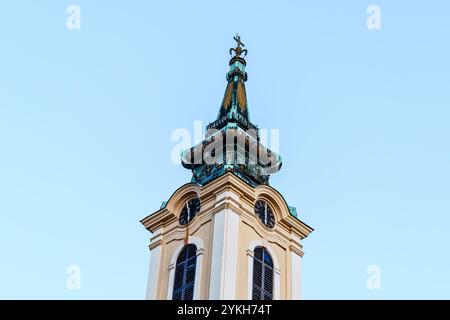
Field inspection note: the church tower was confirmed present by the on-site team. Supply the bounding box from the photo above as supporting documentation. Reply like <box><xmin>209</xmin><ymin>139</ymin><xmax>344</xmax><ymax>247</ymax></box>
<box><xmin>140</xmin><ymin>36</ymin><xmax>313</xmax><ymax>300</ymax></box>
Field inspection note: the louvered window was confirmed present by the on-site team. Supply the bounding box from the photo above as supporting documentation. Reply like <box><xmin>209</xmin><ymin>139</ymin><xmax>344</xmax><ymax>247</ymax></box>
<box><xmin>252</xmin><ymin>246</ymin><xmax>274</xmax><ymax>300</ymax></box>
<box><xmin>172</xmin><ymin>244</ymin><xmax>197</xmax><ymax>300</ymax></box>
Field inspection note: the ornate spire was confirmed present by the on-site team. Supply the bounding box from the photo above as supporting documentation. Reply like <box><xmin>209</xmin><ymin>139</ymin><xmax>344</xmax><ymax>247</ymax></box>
<box><xmin>209</xmin><ymin>34</ymin><xmax>253</xmax><ymax>132</ymax></box>
<box><xmin>181</xmin><ymin>35</ymin><xmax>282</xmax><ymax>187</ymax></box>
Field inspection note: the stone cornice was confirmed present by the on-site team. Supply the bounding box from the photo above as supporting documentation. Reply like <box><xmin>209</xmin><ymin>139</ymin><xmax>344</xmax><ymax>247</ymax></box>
<box><xmin>289</xmin><ymin>245</ymin><xmax>304</xmax><ymax>257</ymax></box>
<box><xmin>140</xmin><ymin>172</ymin><xmax>313</xmax><ymax>240</ymax></box>
<box><xmin>148</xmin><ymin>239</ymin><xmax>163</xmax><ymax>251</ymax></box>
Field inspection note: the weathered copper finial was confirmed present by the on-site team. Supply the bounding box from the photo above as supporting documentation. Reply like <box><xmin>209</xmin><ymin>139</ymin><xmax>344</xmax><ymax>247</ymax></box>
<box><xmin>229</xmin><ymin>34</ymin><xmax>248</xmax><ymax>58</ymax></box>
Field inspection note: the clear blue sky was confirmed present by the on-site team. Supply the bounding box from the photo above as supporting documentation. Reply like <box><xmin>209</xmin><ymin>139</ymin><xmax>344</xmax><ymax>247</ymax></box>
<box><xmin>1</xmin><ymin>1</ymin><xmax>449</xmax><ymax>299</ymax></box>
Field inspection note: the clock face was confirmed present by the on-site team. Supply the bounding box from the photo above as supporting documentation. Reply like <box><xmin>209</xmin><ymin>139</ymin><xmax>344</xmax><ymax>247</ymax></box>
<box><xmin>254</xmin><ymin>200</ymin><xmax>275</xmax><ymax>229</ymax></box>
<box><xmin>179</xmin><ymin>198</ymin><xmax>201</xmax><ymax>225</ymax></box>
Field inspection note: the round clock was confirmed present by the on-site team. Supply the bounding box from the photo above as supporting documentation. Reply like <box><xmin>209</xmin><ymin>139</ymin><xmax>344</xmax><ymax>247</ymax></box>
<box><xmin>254</xmin><ymin>200</ymin><xmax>275</xmax><ymax>229</ymax></box>
<box><xmin>179</xmin><ymin>198</ymin><xmax>201</xmax><ymax>225</ymax></box>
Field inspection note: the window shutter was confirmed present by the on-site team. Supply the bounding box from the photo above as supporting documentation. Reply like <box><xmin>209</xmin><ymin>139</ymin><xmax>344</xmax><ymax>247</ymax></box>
<box><xmin>172</xmin><ymin>244</ymin><xmax>197</xmax><ymax>300</ymax></box>
<box><xmin>252</xmin><ymin>246</ymin><xmax>274</xmax><ymax>300</ymax></box>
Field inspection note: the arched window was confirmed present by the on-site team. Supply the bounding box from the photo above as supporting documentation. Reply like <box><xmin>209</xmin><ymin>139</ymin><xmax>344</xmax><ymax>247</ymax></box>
<box><xmin>252</xmin><ymin>246</ymin><xmax>274</xmax><ymax>300</ymax></box>
<box><xmin>172</xmin><ymin>244</ymin><xmax>197</xmax><ymax>300</ymax></box>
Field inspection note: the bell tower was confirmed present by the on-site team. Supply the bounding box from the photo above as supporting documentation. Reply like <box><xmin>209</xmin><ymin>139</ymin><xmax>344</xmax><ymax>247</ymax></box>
<box><xmin>140</xmin><ymin>35</ymin><xmax>313</xmax><ymax>300</ymax></box>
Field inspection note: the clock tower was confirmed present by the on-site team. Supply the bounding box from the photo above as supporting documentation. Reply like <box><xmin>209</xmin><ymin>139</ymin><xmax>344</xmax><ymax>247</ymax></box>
<box><xmin>140</xmin><ymin>36</ymin><xmax>313</xmax><ymax>300</ymax></box>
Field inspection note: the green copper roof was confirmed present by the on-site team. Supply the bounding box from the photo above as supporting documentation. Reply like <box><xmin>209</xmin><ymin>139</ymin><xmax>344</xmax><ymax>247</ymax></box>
<box><xmin>160</xmin><ymin>201</ymin><xmax>168</xmax><ymax>209</ymax></box>
<box><xmin>180</xmin><ymin>35</ymin><xmax>282</xmax><ymax>188</ymax></box>
<box><xmin>288</xmin><ymin>206</ymin><xmax>298</xmax><ymax>217</ymax></box>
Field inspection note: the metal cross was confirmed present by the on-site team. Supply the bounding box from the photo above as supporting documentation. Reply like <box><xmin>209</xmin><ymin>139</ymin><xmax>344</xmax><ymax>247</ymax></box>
<box><xmin>233</xmin><ymin>34</ymin><xmax>245</xmax><ymax>48</ymax></box>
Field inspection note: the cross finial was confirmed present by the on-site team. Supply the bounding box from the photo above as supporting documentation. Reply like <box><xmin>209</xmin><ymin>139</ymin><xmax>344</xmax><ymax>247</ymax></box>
<box><xmin>230</xmin><ymin>34</ymin><xmax>247</xmax><ymax>58</ymax></box>
<box><xmin>233</xmin><ymin>34</ymin><xmax>245</xmax><ymax>48</ymax></box>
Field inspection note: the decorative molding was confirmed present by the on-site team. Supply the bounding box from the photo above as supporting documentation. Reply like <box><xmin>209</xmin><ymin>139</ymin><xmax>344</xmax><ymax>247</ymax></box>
<box><xmin>241</xmin><ymin>218</ymin><xmax>290</xmax><ymax>248</ymax></box>
<box><xmin>215</xmin><ymin>190</ymin><xmax>240</xmax><ymax>204</ymax></box>
<box><xmin>289</xmin><ymin>245</ymin><xmax>304</xmax><ymax>257</ymax></box>
<box><xmin>149</xmin><ymin>239</ymin><xmax>163</xmax><ymax>251</ymax></box>
<box><xmin>196</xmin><ymin>248</ymin><xmax>205</xmax><ymax>256</ymax></box>
<box><xmin>142</xmin><ymin>172</ymin><xmax>312</xmax><ymax>239</ymax></box>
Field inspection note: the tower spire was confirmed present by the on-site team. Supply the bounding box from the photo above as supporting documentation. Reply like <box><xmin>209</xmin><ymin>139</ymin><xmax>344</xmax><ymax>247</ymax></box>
<box><xmin>210</xmin><ymin>34</ymin><xmax>253</xmax><ymax>132</ymax></box>
<box><xmin>181</xmin><ymin>35</ymin><xmax>282</xmax><ymax>187</ymax></box>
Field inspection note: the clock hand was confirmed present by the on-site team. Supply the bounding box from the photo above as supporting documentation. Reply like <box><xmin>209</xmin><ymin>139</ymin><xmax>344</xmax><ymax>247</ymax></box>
<box><xmin>264</xmin><ymin>203</ymin><xmax>268</xmax><ymax>225</ymax></box>
<box><xmin>186</xmin><ymin>203</ymin><xmax>190</xmax><ymax>222</ymax></box>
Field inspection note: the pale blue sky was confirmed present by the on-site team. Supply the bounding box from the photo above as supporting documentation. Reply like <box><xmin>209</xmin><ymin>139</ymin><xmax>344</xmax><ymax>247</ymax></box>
<box><xmin>1</xmin><ymin>1</ymin><xmax>449</xmax><ymax>299</ymax></box>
